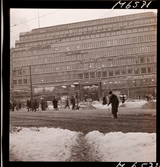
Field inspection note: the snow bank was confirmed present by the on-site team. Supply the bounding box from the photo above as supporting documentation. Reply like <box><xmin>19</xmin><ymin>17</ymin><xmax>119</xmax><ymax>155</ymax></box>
<box><xmin>85</xmin><ymin>131</ymin><xmax>156</xmax><ymax>162</ymax></box>
<box><xmin>93</xmin><ymin>100</ymin><xmax>147</xmax><ymax>109</ymax></box>
<box><xmin>120</xmin><ymin>100</ymin><xmax>147</xmax><ymax>108</ymax></box>
<box><xmin>10</xmin><ymin>127</ymin><xmax>80</xmax><ymax>161</ymax></box>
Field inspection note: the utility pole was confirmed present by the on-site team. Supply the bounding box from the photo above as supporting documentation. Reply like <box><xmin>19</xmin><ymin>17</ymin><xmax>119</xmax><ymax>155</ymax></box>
<box><xmin>29</xmin><ymin>65</ymin><xmax>33</xmax><ymax>100</ymax></box>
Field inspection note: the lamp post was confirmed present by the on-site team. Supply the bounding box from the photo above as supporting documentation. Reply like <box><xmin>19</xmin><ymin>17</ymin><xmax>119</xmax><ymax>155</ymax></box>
<box><xmin>29</xmin><ymin>65</ymin><xmax>33</xmax><ymax>100</ymax></box>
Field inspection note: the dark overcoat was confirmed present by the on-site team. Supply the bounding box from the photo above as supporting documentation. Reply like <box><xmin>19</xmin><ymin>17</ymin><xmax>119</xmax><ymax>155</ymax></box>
<box><xmin>52</xmin><ymin>99</ymin><xmax>58</xmax><ymax>109</ymax></box>
<box><xmin>102</xmin><ymin>96</ymin><xmax>107</xmax><ymax>105</ymax></box>
<box><xmin>108</xmin><ymin>94</ymin><xmax>119</xmax><ymax>114</ymax></box>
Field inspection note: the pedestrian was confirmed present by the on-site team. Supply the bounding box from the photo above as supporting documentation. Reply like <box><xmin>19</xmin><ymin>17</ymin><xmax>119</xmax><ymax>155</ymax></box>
<box><xmin>71</xmin><ymin>96</ymin><xmax>76</xmax><ymax>110</ymax></box>
<box><xmin>121</xmin><ymin>94</ymin><xmax>125</xmax><ymax>104</ymax></box>
<box><xmin>31</xmin><ymin>99</ymin><xmax>35</xmax><ymax>111</ymax></box>
<box><xmin>10</xmin><ymin>101</ymin><xmax>13</xmax><ymax>111</ymax></box>
<box><xmin>16</xmin><ymin>101</ymin><xmax>19</xmax><ymax>111</ymax></box>
<box><xmin>102</xmin><ymin>96</ymin><xmax>107</xmax><ymax>105</ymax></box>
<box><xmin>41</xmin><ymin>98</ymin><xmax>45</xmax><ymax>111</ymax></box>
<box><xmin>27</xmin><ymin>98</ymin><xmax>31</xmax><ymax>112</ymax></box>
<box><xmin>34</xmin><ymin>99</ymin><xmax>37</xmax><ymax>111</ymax></box>
<box><xmin>65</xmin><ymin>97</ymin><xmax>70</xmax><ymax>109</ymax></box>
<box><xmin>52</xmin><ymin>96</ymin><xmax>59</xmax><ymax>110</ymax></box>
<box><xmin>107</xmin><ymin>91</ymin><xmax>119</xmax><ymax>118</ymax></box>
<box><xmin>19</xmin><ymin>101</ymin><xmax>21</xmax><ymax>110</ymax></box>
<box><xmin>12</xmin><ymin>100</ymin><xmax>16</xmax><ymax>111</ymax></box>
<box><xmin>44</xmin><ymin>99</ymin><xmax>48</xmax><ymax>110</ymax></box>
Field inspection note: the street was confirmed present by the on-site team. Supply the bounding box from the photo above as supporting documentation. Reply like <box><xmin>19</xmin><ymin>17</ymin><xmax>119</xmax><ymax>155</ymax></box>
<box><xmin>10</xmin><ymin>108</ymin><xmax>156</xmax><ymax>134</ymax></box>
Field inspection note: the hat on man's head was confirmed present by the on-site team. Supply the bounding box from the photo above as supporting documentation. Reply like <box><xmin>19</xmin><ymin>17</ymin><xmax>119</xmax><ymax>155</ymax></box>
<box><xmin>109</xmin><ymin>91</ymin><xmax>112</xmax><ymax>95</ymax></box>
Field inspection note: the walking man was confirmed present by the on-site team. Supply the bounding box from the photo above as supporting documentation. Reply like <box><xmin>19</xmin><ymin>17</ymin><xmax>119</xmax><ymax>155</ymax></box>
<box><xmin>107</xmin><ymin>91</ymin><xmax>119</xmax><ymax>118</ymax></box>
<box><xmin>71</xmin><ymin>96</ymin><xmax>76</xmax><ymax>110</ymax></box>
<box><xmin>52</xmin><ymin>96</ymin><xmax>59</xmax><ymax>110</ymax></box>
<box><xmin>65</xmin><ymin>97</ymin><xmax>70</xmax><ymax>109</ymax></box>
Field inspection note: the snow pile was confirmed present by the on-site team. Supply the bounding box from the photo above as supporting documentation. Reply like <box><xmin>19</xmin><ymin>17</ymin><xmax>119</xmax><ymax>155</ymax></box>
<box><xmin>119</xmin><ymin>100</ymin><xmax>147</xmax><ymax>108</ymax></box>
<box><xmin>10</xmin><ymin>127</ymin><xmax>156</xmax><ymax>162</ymax></box>
<box><xmin>48</xmin><ymin>105</ymin><xmax>53</xmax><ymax>110</ymax></box>
<box><xmin>85</xmin><ymin>131</ymin><xmax>156</xmax><ymax>162</ymax></box>
<box><xmin>93</xmin><ymin>100</ymin><xmax>147</xmax><ymax>109</ymax></box>
<box><xmin>10</xmin><ymin>127</ymin><xmax>80</xmax><ymax>161</ymax></box>
<box><xmin>142</xmin><ymin>100</ymin><xmax>156</xmax><ymax>109</ymax></box>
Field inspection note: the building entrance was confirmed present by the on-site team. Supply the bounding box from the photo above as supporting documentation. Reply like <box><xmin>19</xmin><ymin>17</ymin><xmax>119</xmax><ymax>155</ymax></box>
<box><xmin>82</xmin><ymin>84</ymin><xmax>99</xmax><ymax>101</ymax></box>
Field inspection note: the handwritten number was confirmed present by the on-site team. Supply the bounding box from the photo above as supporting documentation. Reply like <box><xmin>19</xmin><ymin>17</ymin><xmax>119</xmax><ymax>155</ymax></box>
<box><xmin>126</xmin><ymin>1</ymin><xmax>132</xmax><ymax>9</ymax></box>
<box><xmin>112</xmin><ymin>0</ymin><xmax>152</xmax><ymax>9</ymax></box>
<box><xmin>155</xmin><ymin>163</ymin><xmax>159</xmax><ymax>167</ymax></box>
<box><xmin>116</xmin><ymin>162</ymin><xmax>125</xmax><ymax>167</ymax></box>
<box><xmin>141</xmin><ymin>163</ymin><xmax>148</xmax><ymax>167</ymax></box>
<box><xmin>146</xmin><ymin>1</ymin><xmax>152</xmax><ymax>8</ymax></box>
<box><xmin>141</xmin><ymin>1</ymin><xmax>147</xmax><ymax>8</ymax></box>
<box><xmin>112</xmin><ymin>0</ymin><xmax>126</xmax><ymax>9</ymax></box>
<box><xmin>149</xmin><ymin>163</ymin><xmax>153</xmax><ymax>167</ymax></box>
<box><xmin>133</xmin><ymin>1</ymin><xmax>140</xmax><ymax>8</ymax></box>
<box><xmin>132</xmin><ymin>162</ymin><xmax>137</xmax><ymax>167</ymax></box>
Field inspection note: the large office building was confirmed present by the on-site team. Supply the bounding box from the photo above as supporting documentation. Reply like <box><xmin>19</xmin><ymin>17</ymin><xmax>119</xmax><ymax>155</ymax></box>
<box><xmin>10</xmin><ymin>12</ymin><xmax>157</xmax><ymax>101</ymax></box>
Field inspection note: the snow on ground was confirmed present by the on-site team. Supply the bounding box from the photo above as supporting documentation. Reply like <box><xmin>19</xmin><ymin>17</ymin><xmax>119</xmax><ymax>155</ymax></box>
<box><xmin>85</xmin><ymin>131</ymin><xmax>156</xmax><ymax>162</ymax></box>
<box><xmin>48</xmin><ymin>99</ymin><xmax>155</xmax><ymax>110</ymax></box>
<box><xmin>10</xmin><ymin>127</ymin><xmax>156</xmax><ymax>162</ymax></box>
<box><xmin>92</xmin><ymin>100</ymin><xmax>147</xmax><ymax>109</ymax></box>
<box><xmin>10</xmin><ymin>127</ymin><xmax>80</xmax><ymax>161</ymax></box>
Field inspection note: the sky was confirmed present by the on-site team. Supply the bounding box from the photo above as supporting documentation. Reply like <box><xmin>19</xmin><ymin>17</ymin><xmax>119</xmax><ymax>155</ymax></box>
<box><xmin>10</xmin><ymin>9</ymin><xmax>157</xmax><ymax>48</ymax></box>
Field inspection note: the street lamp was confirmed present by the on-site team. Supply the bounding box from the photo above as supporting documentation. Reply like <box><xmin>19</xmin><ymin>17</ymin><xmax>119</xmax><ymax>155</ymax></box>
<box><xmin>29</xmin><ymin>65</ymin><xmax>33</xmax><ymax>100</ymax></box>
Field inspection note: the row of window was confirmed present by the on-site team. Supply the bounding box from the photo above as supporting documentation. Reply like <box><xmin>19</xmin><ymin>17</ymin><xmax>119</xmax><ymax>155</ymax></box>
<box><xmin>13</xmin><ymin>38</ymin><xmax>157</xmax><ymax>63</ymax></box>
<box><xmin>13</xmin><ymin>55</ymin><xmax>156</xmax><ymax>75</ymax></box>
<box><xmin>31</xmin><ymin>12</ymin><xmax>154</xmax><ymax>34</ymax></box>
<box><xmin>13</xmin><ymin>79</ymin><xmax>27</xmax><ymax>85</ymax></box>
<box><xmin>16</xmin><ymin>25</ymin><xmax>156</xmax><ymax>49</ymax></box>
<box><xmin>13</xmin><ymin>66</ymin><xmax>156</xmax><ymax>85</ymax></box>
<box><xmin>13</xmin><ymin>44</ymin><xmax>156</xmax><ymax>68</ymax></box>
<box><xmin>102</xmin><ymin>78</ymin><xmax>156</xmax><ymax>89</ymax></box>
<box><xmin>19</xmin><ymin>15</ymin><xmax>156</xmax><ymax>42</ymax></box>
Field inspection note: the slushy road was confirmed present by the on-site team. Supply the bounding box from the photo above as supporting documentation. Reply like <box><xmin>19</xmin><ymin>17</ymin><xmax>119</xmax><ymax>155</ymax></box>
<box><xmin>10</xmin><ymin>108</ymin><xmax>156</xmax><ymax>134</ymax></box>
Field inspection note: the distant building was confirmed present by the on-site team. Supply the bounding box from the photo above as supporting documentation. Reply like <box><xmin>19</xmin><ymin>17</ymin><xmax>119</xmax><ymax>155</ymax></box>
<box><xmin>10</xmin><ymin>12</ymin><xmax>157</xmax><ymax>101</ymax></box>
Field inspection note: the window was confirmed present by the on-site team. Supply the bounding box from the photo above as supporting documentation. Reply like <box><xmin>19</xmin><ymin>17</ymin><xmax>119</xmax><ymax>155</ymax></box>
<box><xmin>18</xmin><ymin>79</ymin><xmax>22</xmax><ymax>84</ymax></box>
<box><xmin>134</xmin><ymin>68</ymin><xmax>139</xmax><ymax>74</ymax></box>
<box><xmin>78</xmin><ymin>73</ymin><xmax>83</xmax><ymax>79</ymax></box>
<box><xmin>102</xmin><ymin>71</ymin><xmax>107</xmax><ymax>77</ymax></box>
<box><xmin>109</xmin><ymin>71</ymin><xmax>114</xmax><ymax>76</ymax></box>
<box><xmin>121</xmin><ymin>69</ymin><xmax>126</xmax><ymax>75</ymax></box>
<box><xmin>128</xmin><ymin>69</ymin><xmax>133</xmax><ymax>75</ymax></box>
<box><xmin>34</xmin><ymin>69</ymin><xmax>38</xmax><ymax>73</ymax></box>
<box><xmin>140</xmin><ymin>57</ymin><xmax>145</xmax><ymax>63</ymax></box>
<box><xmin>90</xmin><ymin>72</ymin><xmax>95</xmax><ymax>78</ymax></box>
<box><xmin>148</xmin><ymin>67</ymin><xmax>153</xmax><ymax>73</ymax></box>
<box><xmin>84</xmin><ymin>73</ymin><xmax>89</xmax><ymax>78</ymax></box>
<box><xmin>23</xmin><ymin>79</ymin><xmax>27</xmax><ymax>84</ymax></box>
<box><xmin>13</xmin><ymin>80</ymin><xmax>17</xmax><ymax>85</ymax></box>
<box><xmin>96</xmin><ymin>71</ymin><xmax>101</xmax><ymax>77</ymax></box>
<box><xmin>72</xmin><ymin>74</ymin><xmax>78</xmax><ymax>79</ymax></box>
<box><xmin>141</xmin><ymin>68</ymin><xmax>146</xmax><ymax>74</ymax></box>
<box><xmin>115</xmin><ymin>70</ymin><xmax>120</xmax><ymax>76</ymax></box>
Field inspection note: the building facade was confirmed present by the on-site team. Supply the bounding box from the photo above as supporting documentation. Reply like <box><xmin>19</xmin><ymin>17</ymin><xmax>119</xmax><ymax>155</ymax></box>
<box><xmin>10</xmin><ymin>12</ymin><xmax>157</xmax><ymax>101</ymax></box>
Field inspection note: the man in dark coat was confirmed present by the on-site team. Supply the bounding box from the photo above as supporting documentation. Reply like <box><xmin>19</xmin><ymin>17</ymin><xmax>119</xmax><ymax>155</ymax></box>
<box><xmin>65</xmin><ymin>97</ymin><xmax>70</xmax><ymax>109</ymax></box>
<box><xmin>52</xmin><ymin>97</ymin><xmax>58</xmax><ymax>110</ymax></box>
<box><xmin>71</xmin><ymin>96</ymin><xmax>76</xmax><ymax>110</ymax></box>
<box><xmin>107</xmin><ymin>91</ymin><xmax>119</xmax><ymax>118</ymax></box>
<box><xmin>102</xmin><ymin>96</ymin><xmax>107</xmax><ymax>105</ymax></box>
<box><xmin>41</xmin><ymin>98</ymin><xmax>45</xmax><ymax>111</ymax></box>
<box><xmin>27</xmin><ymin>98</ymin><xmax>31</xmax><ymax>112</ymax></box>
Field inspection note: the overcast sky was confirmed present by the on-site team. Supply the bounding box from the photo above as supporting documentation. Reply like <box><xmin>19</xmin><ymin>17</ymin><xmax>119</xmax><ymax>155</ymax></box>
<box><xmin>10</xmin><ymin>9</ymin><xmax>157</xmax><ymax>48</ymax></box>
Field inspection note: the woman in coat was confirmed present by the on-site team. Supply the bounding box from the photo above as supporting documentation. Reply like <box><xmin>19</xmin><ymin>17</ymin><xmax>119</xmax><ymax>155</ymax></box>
<box><xmin>107</xmin><ymin>91</ymin><xmax>119</xmax><ymax>118</ymax></box>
